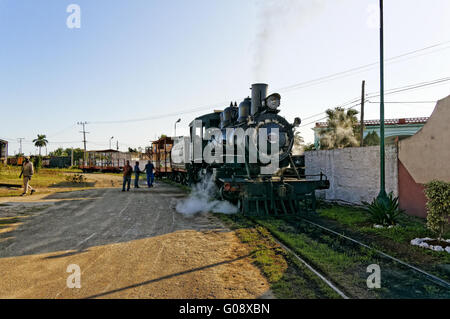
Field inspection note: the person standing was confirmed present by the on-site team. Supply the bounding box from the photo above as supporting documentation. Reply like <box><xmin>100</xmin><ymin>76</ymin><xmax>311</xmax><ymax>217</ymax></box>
<box><xmin>134</xmin><ymin>161</ymin><xmax>141</xmax><ymax>188</ymax></box>
<box><xmin>19</xmin><ymin>157</ymin><xmax>35</xmax><ymax>196</ymax></box>
<box><xmin>122</xmin><ymin>160</ymin><xmax>132</xmax><ymax>192</ymax></box>
<box><xmin>144</xmin><ymin>160</ymin><xmax>155</xmax><ymax>188</ymax></box>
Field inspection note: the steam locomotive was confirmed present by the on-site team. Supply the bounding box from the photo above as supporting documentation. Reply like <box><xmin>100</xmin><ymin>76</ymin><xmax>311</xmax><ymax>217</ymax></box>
<box><xmin>150</xmin><ymin>83</ymin><xmax>329</xmax><ymax>215</ymax></box>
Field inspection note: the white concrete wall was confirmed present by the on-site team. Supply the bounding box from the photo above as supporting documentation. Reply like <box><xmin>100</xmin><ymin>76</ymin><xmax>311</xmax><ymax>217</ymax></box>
<box><xmin>305</xmin><ymin>146</ymin><xmax>398</xmax><ymax>204</ymax></box>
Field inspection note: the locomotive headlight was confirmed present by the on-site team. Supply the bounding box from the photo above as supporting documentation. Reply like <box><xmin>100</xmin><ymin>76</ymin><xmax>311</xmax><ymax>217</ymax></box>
<box><xmin>265</xmin><ymin>93</ymin><xmax>281</xmax><ymax>110</ymax></box>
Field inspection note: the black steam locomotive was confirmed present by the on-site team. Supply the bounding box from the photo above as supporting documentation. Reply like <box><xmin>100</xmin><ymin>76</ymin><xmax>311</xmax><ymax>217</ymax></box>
<box><xmin>164</xmin><ymin>83</ymin><xmax>329</xmax><ymax>215</ymax></box>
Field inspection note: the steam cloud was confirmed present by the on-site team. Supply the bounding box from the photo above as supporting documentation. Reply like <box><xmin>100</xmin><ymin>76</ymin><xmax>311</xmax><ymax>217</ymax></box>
<box><xmin>252</xmin><ymin>0</ymin><xmax>326</xmax><ymax>81</ymax></box>
<box><xmin>176</xmin><ymin>174</ymin><xmax>238</xmax><ymax>216</ymax></box>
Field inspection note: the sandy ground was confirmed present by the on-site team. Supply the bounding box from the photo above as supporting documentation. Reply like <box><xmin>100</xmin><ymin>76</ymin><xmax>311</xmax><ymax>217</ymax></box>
<box><xmin>0</xmin><ymin>172</ymin><xmax>124</xmax><ymax>199</ymax></box>
<box><xmin>0</xmin><ymin>181</ymin><xmax>272</xmax><ymax>299</ymax></box>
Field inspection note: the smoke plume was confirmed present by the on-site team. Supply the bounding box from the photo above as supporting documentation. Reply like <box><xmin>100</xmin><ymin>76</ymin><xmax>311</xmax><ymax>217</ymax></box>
<box><xmin>252</xmin><ymin>0</ymin><xmax>326</xmax><ymax>81</ymax></box>
<box><xmin>176</xmin><ymin>174</ymin><xmax>238</xmax><ymax>216</ymax></box>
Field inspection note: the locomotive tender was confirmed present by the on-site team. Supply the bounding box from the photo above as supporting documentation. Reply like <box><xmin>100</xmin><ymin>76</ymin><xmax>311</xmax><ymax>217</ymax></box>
<box><xmin>151</xmin><ymin>83</ymin><xmax>329</xmax><ymax>215</ymax></box>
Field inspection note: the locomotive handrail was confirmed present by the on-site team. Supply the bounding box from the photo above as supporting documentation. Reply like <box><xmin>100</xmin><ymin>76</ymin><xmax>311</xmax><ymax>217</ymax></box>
<box><xmin>303</xmin><ymin>172</ymin><xmax>328</xmax><ymax>181</ymax></box>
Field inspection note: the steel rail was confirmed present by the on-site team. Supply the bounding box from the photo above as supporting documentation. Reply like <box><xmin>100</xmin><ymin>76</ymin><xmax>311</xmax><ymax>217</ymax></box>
<box><xmin>249</xmin><ymin>217</ymin><xmax>350</xmax><ymax>299</ymax></box>
<box><xmin>299</xmin><ymin>217</ymin><xmax>450</xmax><ymax>290</ymax></box>
<box><xmin>273</xmin><ymin>237</ymin><xmax>350</xmax><ymax>299</ymax></box>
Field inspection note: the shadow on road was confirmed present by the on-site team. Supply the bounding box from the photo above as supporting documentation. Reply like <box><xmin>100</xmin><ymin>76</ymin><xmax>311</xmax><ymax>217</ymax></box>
<box><xmin>0</xmin><ymin>183</ymin><xmax>225</xmax><ymax>259</ymax></box>
<box><xmin>85</xmin><ymin>253</ymin><xmax>252</xmax><ymax>299</ymax></box>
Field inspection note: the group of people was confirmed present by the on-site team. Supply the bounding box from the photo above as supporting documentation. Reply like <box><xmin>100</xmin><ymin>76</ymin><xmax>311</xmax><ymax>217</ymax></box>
<box><xmin>122</xmin><ymin>160</ymin><xmax>155</xmax><ymax>191</ymax></box>
<box><xmin>17</xmin><ymin>157</ymin><xmax>156</xmax><ymax>194</ymax></box>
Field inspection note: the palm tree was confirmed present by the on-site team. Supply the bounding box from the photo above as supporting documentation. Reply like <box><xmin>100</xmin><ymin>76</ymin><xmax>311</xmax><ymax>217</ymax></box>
<box><xmin>319</xmin><ymin>107</ymin><xmax>360</xmax><ymax>149</ymax></box>
<box><xmin>33</xmin><ymin>134</ymin><xmax>48</xmax><ymax>156</ymax></box>
<box><xmin>292</xmin><ymin>130</ymin><xmax>304</xmax><ymax>155</ymax></box>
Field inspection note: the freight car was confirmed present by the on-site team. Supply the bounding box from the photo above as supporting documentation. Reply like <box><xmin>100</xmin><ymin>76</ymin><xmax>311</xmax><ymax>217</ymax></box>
<box><xmin>79</xmin><ymin>149</ymin><xmax>139</xmax><ymax>173</ymax></box>
<box><xmin>147</xmin><ymin>136</ymin><xmax>188</xmax><ymax>184</ymax></box>
<box><xmin>151</xmin><ymin>83</ymin><xmax>329</xmax><ymax>215</ymax></box>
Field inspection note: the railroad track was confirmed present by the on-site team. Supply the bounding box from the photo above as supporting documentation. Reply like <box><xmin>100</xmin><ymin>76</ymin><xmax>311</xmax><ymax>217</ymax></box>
<box><xmin>248</xmin><ymin>215</ymin><xmax>450</xmax><ymax>299</ymax></box>
<box><xmin>168</xmin><ymin>178</ymin><xmax>450</xmax><ymax>298</ymax></box>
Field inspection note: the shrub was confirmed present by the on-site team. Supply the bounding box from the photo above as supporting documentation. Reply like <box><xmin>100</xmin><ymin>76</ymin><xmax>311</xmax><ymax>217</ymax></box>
<box><xmin>66</xmin><ymin>174</ymin><xmax>86</xmax><ymax>184</ymax></box>
<box><xmin>424</xmin><ymin>181</ymin><xmax>450</xmax><ymax>240</ymax></box>
<box><xmin>32</xmin><ymin>156</ymin><xmax>42</xmax><ymax>172</ymax></box>
<box><xmin>363</xmin><ymin>131</ymin><xmax>380</xmax><ymax>146</ymax></box>
<box><xmin>362</xmin><ymin>192</ymin><xmax>403</xmax><ymax>226</ymax></box>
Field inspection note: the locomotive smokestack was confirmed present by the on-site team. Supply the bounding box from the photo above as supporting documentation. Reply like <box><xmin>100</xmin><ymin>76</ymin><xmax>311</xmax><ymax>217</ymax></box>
<box><xmin>251</xmin><ymin>83</ymin><xmax>268</xmax><ymax>116</ymax></box>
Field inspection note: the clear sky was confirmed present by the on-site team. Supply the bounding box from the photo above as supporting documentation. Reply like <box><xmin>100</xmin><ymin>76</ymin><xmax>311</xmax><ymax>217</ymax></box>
<box><xmin>1</xmin><ymin>0</ymin><xmax>450</xmax><ymax>155</ymax></box>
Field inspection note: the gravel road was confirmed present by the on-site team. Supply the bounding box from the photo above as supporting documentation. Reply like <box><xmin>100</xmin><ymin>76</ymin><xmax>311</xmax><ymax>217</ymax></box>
<box><xmin>0</xmin><ymin>182</ymin><xmax>272</xmax><ymax>299</ymax></box>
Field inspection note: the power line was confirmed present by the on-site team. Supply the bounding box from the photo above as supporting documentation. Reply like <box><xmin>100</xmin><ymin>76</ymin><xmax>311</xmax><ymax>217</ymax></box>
<box><xmin>368</xmin><ymin>101</ymin><xmax>436</xmax><ymax>104</ymax></box>
<box><xmin>83</xmin><ymin>40</ymin><xmax>450</xmax><ymax>126</ymax></box>
<box><xmin>90</xmin><ymin>102</ymin><xmax>229</xmax><ymax>125</ymax></box>
<box><xmin>275</xmin><ymin>40</ymin><xmax>450</xmax><ymax>93</ymax></box>
<box><xmin>298</xmin><ymin>76</ymin><xmax>450</xmax><ymax>128</ymax></box>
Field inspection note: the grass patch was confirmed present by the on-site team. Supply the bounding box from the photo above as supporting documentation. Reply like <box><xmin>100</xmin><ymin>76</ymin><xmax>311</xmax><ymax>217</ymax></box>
<box><xmin>316</xmin><ymin>204</ymin><xmax>450</xmax><ymax>280</ymax></box>
<box><xmin>255</xmin><ymin>217</ymin><xmax>377</xmax><ymax>298</ymax></box>
<box><xmin>0</xmin><ymin>166</ymin><xmax>121</xmax><ymax>197</ymax></box>
<box><xmin>215</xmin><ymin>213</ymin><xmax>341</xmax><ymax>299</ymax></box>
<box><xmin>318</xmin><ymin>204</ymin><xmax>450</xmax><ymax>247</ymax></box>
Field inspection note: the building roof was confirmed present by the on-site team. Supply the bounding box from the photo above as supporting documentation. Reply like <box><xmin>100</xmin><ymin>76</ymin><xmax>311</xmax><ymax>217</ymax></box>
<box><xmin>0</xmin><ymin>139</ymin><xmax>8</xmax><ymax>144</ymax></box>
<box><xmin>314</xmin><ymin>117</ymin><xmax>429</xmax><ymax>128</ymax></box>
<box><xmin>87</xmin><ymin>149</ymin><xmax>120</xmax><ymax>153</ymax></box>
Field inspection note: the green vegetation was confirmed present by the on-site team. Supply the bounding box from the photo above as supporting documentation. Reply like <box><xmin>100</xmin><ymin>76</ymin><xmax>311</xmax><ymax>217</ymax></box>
<box><xmin>32</xmin><ymin>134</ymin><xmax>48</xmax><ymax>156</ymax></box>
<box><xmin>317</xmin><ymin>204</ymin><xmax>450</xmax><ymax>269</ymax></box>
<box><xmin>226</xmin><ymin>210</ymin><xmax>450</xmax><ymax>298</ymax></box>
<box><xmin>32</xmin><ymin>156</ymin><xmax>43</xmax><ymax>172</ymax></box>
<box><xmin>49</xmin><ymin>147</ymin><xmax>84</xmax><ymax>164</ymax></box>
<box><xmin>425</xmin><ymin>181</ymin><xmax>450</xmax><ymax>241</ymax></box>
<box><xmin>319</xmin><ymin>107</ymin><xmax>360</xmax><ymax>150</ymax></box>
<box><xmin>362</xmin><ymin>192</ymin><xmax>403</xmax><ymax>226</ymax></box>
<box><xmin>303</xmin><ymin>143</ymin><xmax>316</xmax><ymax>152</ymax></box>
<box><xmin>363</xmin><ymin>131</ymin><xmax>380</xmax><ymax>146</ymax></box>
<box><xmin>0</xmin><ymin>166</ymin><xmax>85</xmax><ymax>197</ymax></box>
<box><xmin>293</xmin><ymin>130</ymin><xmax>305</xmax><ymax>154</ymax></box>
<box><xmin>215</xmin><ymin>213</ymin><xmax>341</xmax><ymax>299</ymax></box>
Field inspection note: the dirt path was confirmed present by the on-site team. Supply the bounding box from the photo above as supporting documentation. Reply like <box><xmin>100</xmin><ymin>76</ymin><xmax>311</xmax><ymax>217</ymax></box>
<box><xmin>0</xmin><ymin>182</ymin><xmax>272</xmax><ymax>299</ymax></box>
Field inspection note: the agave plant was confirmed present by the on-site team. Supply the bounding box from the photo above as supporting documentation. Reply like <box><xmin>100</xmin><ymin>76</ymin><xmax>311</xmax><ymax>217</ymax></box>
<box><xmin>362</xmin><ymin>192</ymin><xmax>403</xmax><ymax>226</ymax></box>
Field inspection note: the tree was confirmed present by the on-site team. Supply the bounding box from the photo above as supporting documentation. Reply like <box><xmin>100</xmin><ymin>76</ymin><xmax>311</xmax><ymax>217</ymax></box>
<box><xmin>319</xmin><ymin>107</ymin><xmax>360</xmax><ymax>149</ymax></box>
<box><xmin>33</xmin><ymin>134</ymin><xmax>48</xmax><ymax>156</ymax></box>
<box><xmin>128</xmin><ymin>147</ymin><xmax>138</xmax><ymax>153</ymax></box>
<box><xmin>49</xmin><ymin>147</ymin><xmax>67</xmax><ymax>157</ymax></box>
<box><xmin>292</xmin><ymin>130</ymin><xmax>304</xmax><ymax>155</ymax></box>
<box><xmin>68</xmin><ymin>148</ymin><xmax>84</xmax><ymax>164</ymax></box>
<box><xmin>363</xmin><ymin>131</ymin><xmax>380</xmax><ymax>146</ymax></box>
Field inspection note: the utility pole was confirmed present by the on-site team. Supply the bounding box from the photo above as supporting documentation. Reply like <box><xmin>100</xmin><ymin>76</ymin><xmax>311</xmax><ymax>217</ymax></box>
<box><xmin>377</xmin><ymin>0</ymin><xmax>388</xmax><ymax>204</ymax></box>
<box><xmin>116</xmin><ymin>140</ymin><xmax>119</xmax><ymax>151</ymax></box>
<box><xmin>77</xmin><ymin>122</ymin><xmax>89</xmax><ymax>166</ymax></box>
<box><xmin>360</xmin><ymin>80</ymin><xmax>365</xmax><ymax>146</ymax></box>
<box><xmin>17</xmin><ymin>138</ymin><xmax>24</xmax><ymax>155</ymax></box>
<box><xmin>71</xmin><ymin>147</ymin><xmax>74</xmax><ymax>167</ymax></box>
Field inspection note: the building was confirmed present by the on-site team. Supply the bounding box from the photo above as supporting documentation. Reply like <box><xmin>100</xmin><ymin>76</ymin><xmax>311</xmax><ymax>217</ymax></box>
<box><xmin>305</xmin><ymin>95</ymin><xmax>450</xmax><ymax>218</ymax></box>
<box><xmin>397</xmin><ymin>97</ymin><xmax>450</xmax><ymax>217</ymax></box>
<box><xmin>313</xmin><ymin>117</ymin><xmax>429</xmax><ymax>149</ymax></box>
<box><xmin>0</xmin><ymin>139</ymin><xmax>8</xmax><ymax>165</ymax></box>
